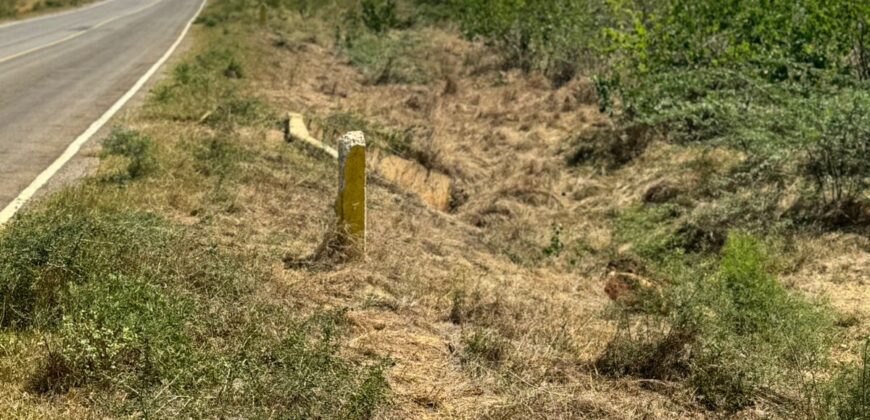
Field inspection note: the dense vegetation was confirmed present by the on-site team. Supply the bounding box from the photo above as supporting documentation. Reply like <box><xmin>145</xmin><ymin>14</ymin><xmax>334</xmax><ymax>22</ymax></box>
<box><xmin>448</xmin><ymin>0</ymin><xmax>869</xmax><ymax>224</ymax></box>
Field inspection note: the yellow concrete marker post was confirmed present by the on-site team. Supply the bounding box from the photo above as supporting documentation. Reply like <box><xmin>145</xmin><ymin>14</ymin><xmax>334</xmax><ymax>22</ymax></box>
<box><xmin>336</xmin><ymin>132</ymin><xmax>366</xmax><ymax>255</ymax></box>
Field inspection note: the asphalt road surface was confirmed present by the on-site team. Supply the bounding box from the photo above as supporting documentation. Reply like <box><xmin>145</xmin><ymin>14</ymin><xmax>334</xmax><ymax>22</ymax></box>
<box><xmin>0</xmin><ymin>0</ymin><xmax>203</xmax><ymax>213</ymax></box>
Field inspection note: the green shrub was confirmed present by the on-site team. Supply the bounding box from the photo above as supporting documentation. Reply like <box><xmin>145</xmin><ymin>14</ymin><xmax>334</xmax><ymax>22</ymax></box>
<box><xmin>361</xmin><ymin>0</ymin><xmax>399</xmax><ymax>33</ymax></box>
<box><xmin>0</xmin><ymin>202</ymin><xmax>172</xmax><ymax>329</ymax></box>
<box><xmin>231</xmin><ymin>311</ymin><xmax>391</xmax><ymax>419</ymax></box>
<box><xmin>451</xmin><ymin>0</ymin><xmax>604</xmax><ymax>85</ymax></box>
<box><xmin>34</xmin><ymin>275</ymin><xmax>192</xmax><ymax>391</ymax></box>
<box><xmin>339</xmin><ymin>28</ymin><xmax>432</xmax><ymax>85</ymax></box>
<box><xmin>612</xmin><ymin>204</ymin><xmax>685</xmax><ymax>262</ymax></box>
<box><xmin>593</xmin><ymin>1</ymin><xmax>870</xmax><ymax>228</ymax></box>
<box><xmin>605</xmin><ymin>1</ymin><xmax>869</xmax><ymax>79</ymax></box>
<box><xmin>803</xmin><ymin>92</ymin><xmax>870</xmax><ymax>220</ymax></box>
<box><xmin>593</xmin><ymin>64</ymin><xmax>869</xmax><ymax>227</ymax></box>
<box><xmin>101</xmin><ymin>128</ymin><xmax>156</xmax><ymax>182</ymax></box>
<box><xmin>599</xmin><ymin>233</ymin><xmax>834</xmax><ymax>412</ymax></box>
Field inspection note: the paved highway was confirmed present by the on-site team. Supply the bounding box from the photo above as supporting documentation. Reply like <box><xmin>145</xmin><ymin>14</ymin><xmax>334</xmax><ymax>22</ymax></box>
<box><xmin>0</xmin><ymin>0</ymin><xmax>204</xmax><ymax>220</ymax></box>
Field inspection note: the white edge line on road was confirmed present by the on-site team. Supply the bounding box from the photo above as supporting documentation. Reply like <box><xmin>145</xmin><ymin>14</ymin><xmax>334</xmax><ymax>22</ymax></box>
<box><xmin>0</xmin><ymin>0</ymin><xmax>119</xmax><ymax>30</ymax></box>
<box><xmin>0</xmin><ymin>0</ymin><xmax>208</xmax><ymax>225</ymax></box>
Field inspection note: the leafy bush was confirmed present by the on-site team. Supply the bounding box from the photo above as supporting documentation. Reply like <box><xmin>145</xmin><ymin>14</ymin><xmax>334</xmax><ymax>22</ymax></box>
<box><xmin>0</xmin><ymin>202</ymin><xmax>172</xmax><ymax>329</ymax></box>
<box><xmin>599</xmin><ymin>233</ymin><xmax>834</xmax><ymax>412</ymax></box>
<box><xmin>585</xmin><ymin>1</ymin><xmax>870</xmax><ymax>227</ymax></box>
<box><xmin>591</xmin><ymin>65</ymin><xmax>869</xmax><ymax>227</ymax></box>
<box><xmin>605</xmin><ymin>0</ymin><xmax>869</xmax><ymax>79</ymax></box>
<box><xmin>804</xmin><ymin>92</ymin><xmax>870</xmax><ymax>221</ymax></box>
<box><xmin>101</xmin><ymin>128</ymin><xmax>156</xmax><ymax>182</ymax></box>
<box><xmin>361</xmin><ymin>0</ymin><xmax>399</xmax><ymax>33</ymax></box>
<box><xmin>33</xmin><ymin>275</ymin><xmax>192</xmax><ymax>391</ymax></box>
<box><xmin>340</xmin><ymin>30</ymin><xmax>433</xmax><ymax>85</ymax></box>
<box><xmin>450</xmin><ymin>0</ymin><xmax>605</xmax><ymax>85</ymax></box>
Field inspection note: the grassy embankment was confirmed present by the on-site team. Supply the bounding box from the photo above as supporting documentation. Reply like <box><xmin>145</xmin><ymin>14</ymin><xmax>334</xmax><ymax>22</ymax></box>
<box><xmin>0</xmin><ymin>1</ymin><xmax>388</xmax><ymax>417</ymax></box>
<box><xmin>0</xmin><ymin>0</ymin><xmax>867</xmax><ymax>418</ymax></box>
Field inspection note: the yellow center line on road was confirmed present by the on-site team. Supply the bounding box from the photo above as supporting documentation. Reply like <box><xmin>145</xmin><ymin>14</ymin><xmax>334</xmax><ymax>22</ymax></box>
<box><xmin>0</xmin><ymin>0</ymin><xmax>164</xmax><ymax>65</ymax></box>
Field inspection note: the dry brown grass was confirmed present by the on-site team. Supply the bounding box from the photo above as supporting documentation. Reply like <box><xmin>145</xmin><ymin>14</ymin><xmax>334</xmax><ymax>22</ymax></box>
<box><xmin>234</xmin><ymin>16</ymin><xmax>689</xmax><ymax>418</ymax></box>
<box><xmin>247</xmin><ymin>10</ymin><xmax>868</xmax><ymax>418</ymax></box>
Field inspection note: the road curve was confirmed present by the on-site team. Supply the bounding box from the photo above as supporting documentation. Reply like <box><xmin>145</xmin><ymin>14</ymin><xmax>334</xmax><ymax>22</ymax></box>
<box><xmin>0</xmin><ymin>0</ymin><xmax>204</xmax><ymax>214</ymax></box>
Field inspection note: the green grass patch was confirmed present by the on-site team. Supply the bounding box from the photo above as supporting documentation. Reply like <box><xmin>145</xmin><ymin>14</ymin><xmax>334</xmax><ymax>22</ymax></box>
<box><xmin>100</xmin><ymin>128</ymin><xmax>157</xmax><ymax>183</ymax></box>
<box><xmin>31</xmin><ymin>273</ymin><xmax>193</xmax><ymax>393</ymax></box>
<box><xmin>824</xmin><ymin>339</ymin><xmax>870</xmax><ymax>419</ymax></box>
<box><xmin>339</xmin><ymin>30</ymin><xmax>433</xmax><ymax>85</ymax></box>
<box><xmin>0</xmin><ymin>200</ymin><xmax>174</xmax><ymax>329</ymax></box>
<box><xmin>444</xmin><ymin>0</ymin><xmax>604</xmax><ymax>85</ymax></box>
<box><xmin>0</xmin><ymin>157</ymin><xmax>389</xmax><ymax>417</ymax></box>
<box><xmin>599</xmin><ymin>232</ymin><xmax>836</xmax><ymax>413</ymax></box>
<box><xmin>147</xmin><ymin>36</ymin><xmax>273</xmax><ymax>128</ymax></box>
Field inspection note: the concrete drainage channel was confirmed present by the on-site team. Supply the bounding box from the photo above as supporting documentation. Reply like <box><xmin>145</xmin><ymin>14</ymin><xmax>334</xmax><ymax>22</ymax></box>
<box><xmin>285</xmin><ymin>111</ymin><xmax>454</xmax><ymax>210</ymax></box>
